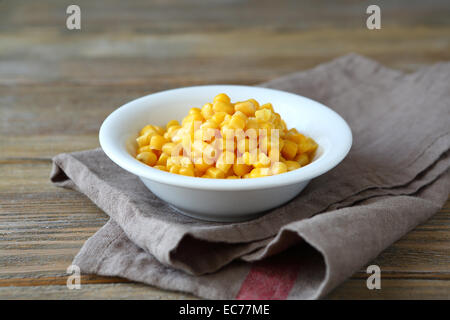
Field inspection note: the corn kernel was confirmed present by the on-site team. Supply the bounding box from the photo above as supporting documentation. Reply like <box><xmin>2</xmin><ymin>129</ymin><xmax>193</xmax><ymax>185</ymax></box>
<box><xmin>149</xmin><ymin>135</ymin><xmax>167</xmax><ymax>151</ymax></box>
<box><xmin>255</xmin><ymin>109</ymin><xmax>272</xmax><ymax>122</ymax></box>
<box><xmin>232</xmin><ymin>163</ymin><xmax>252</xmax><ymax>176</ymax></box>
<box><xmin>216</xmin><ymin>151</ymin><xmax>234</xmax><ymax>173</ymax></box>
<box><xmin>136</xmin><ymin>151</ymin><xmax>157</xmax><ymax>166</ymax></box>
<box><xmin>254</xmin><ymin>152</ymin><xmax>271</xmax><ymax>168</ymax></box>
<box><xmin>136</xmin><ymin>133</ymin><xmax>151</xmax><ymax>147</ymax></box>
<box><xmin>201</xmin><ymin>103</ymin><xmax>214</xmax><ymax>120</ymax></box>
<box><xmin>138</xmin><ymin>145</ymin><xmax>152</xmax><ymax>153</ymax></box>
<box><xmin>284</xmin><ymin>160</ymin><xmax>301</xmax><ymax>171</ymax></box>
<box><xmin>227</xmin><ymin>175</ymin><xmax>239</xmax><ymax>179</ymax></box>
<box><xmin>154</xmin><ymin>165</ymin><xmax>167</xmax><ymax>171</ymax></box>
<box><xmin>205</xmin><ymin>167</ymin><xmax>225</xmax><ymax>179</ymax></box>
<box><xmin>179</xmin><ymin>167</ymin><xmax>195</xmax><ymax>176</ymax></box>
<box><xmin>234</xmin><ymin>101</ymin><xmax>256</xmax><ymax>117</ymax></box>
<box><xmin>213</xmin><ymin>101</ymin><xmax>234</xmax><ymax>115</ymax></box>
<box><xmin>189</xmin><ymin>107</ymin><xmax>201</xmax><ymax>115</ymax></box>
<box><xmin>281</xmin><ymin>140</ymin><xmax>298</xmax><ymax>160</ymax></box>
<box><xmin>169</xmin><ymin>165</ymin><xmax>181</xmax><ymax>174</ymax></box>
<box><xmin>297</xmin><ymin>137</ymin><xmax>318</xmax><ymax>155</ymax></box>
<box><xmin>211</xmin><ymin>111</ymin><xmax>227</xmax><ymax>124</ymax></box>
<box><xmin>140</xmin><ymin>125</ymin><xmax>158</xmax><ymax>136</ymax></box>
<box><xmin>295</xmin><ymin>153</ymin><xmax>310</xmax><ymax>166</ymax></box>
<box><xmin>286</xmin><ymin>132</ymin><xmax>306</xmax><ymax>144</ymax></box>
<box><xmin>259</xmin><ymin>103</ymin><xmax>274</xmax><ymax>111</ymax></box>
<box><xmin>271</xmin><ymin>161</ymin><xmax>288</xmax><ymax>175</ymax></box>
<box><xmin>249</xmin><ymin>167</ymin><xmax>271</xmax><ymax>178</ymax></box>
<box><xmin>166</xmin><ymin>120</ymin><xmax>180</xmax><ymax>129</ymax></box>
<box><xmin>213</xmin><ymin>93</ymin><xmax>231</xmax><ymax>104</ymax></box>
<box><xmin>157</xmin><ymin>153</ymin><xmax>169</xmax><ymax>166</ymax></box>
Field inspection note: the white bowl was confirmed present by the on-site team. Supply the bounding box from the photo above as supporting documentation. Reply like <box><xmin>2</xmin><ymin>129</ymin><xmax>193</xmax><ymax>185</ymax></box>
<box><xmin>99</xmin><ymin>85</ymin><xmax>352</xmax><ymax>222</ymax></box>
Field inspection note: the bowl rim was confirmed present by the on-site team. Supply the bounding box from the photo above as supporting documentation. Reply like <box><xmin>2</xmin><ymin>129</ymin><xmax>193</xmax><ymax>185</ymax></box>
<box><xmin>99</xmin><ymin>85</ymin><xmax>352</xmax><ymax>191</ymax></box>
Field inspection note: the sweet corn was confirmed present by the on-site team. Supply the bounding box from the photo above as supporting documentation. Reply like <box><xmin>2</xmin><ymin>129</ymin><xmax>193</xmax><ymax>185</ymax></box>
<box><xmin>249</xmin><ymin>167</ymin><xmax>271</xmax><ymax>178</ymax></box>
<box><xmin>205</xmin><ymin>167</ymin><xmax>225</xmax><ymax>179</ymax></box>
<box><xmin>284</xmin><ymin>160</ymin><xmax>301</xmax><ymax>171</ymax></box>
<box><xmin>255</xmin><ymin>109</ymin><xmax>272</xmax><ymax>122</ymax></box>
<box><xmin>149</xmin><ymin>135</ymin><xmax>167</xmax><ymax>151</ymax></box>
<box><xmin>213</xmin><ymin>101</ymin><xmax>234</xmax><ymax>115</ymax></box>
<box><xmin>295</xmin><ymin>153</ymin><xmax>310</xmax><ymax>167</ymax></box>
<box><xmin>234</xmin><ymin>101</ymin><xmax>256</xmax><ymax>117</ymax></box>
<box><xmin>136</xmin><ymin>151</ymin><xmax>157</xmax><ymax>166</ymax></box>
<box><xmin>135</xmin><ymin>94</ymin><xmax>318</xmax><ymax>178</ymax></box>
<box><xmin>281</xmin><ymin>140</ymin><xmax>298</xmax><ymax>160</ymax></box>
<box><xmin>271</xmin><ymin>162</ymin><xmax>288</xmax><ymax>175</ymax></box>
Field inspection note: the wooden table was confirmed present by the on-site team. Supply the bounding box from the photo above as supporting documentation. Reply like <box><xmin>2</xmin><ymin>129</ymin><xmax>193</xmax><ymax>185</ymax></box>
<box><xmin>1</xmin><ymin>0</ymin><xmax>449</xmax><ymax>299</ymax></box>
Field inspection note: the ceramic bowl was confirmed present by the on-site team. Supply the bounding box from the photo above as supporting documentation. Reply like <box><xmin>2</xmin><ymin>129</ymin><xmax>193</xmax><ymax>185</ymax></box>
<box><xmin>99</xmin><ymin>85</ymin><xmax>352</xmax><ymax>222</ymax></box>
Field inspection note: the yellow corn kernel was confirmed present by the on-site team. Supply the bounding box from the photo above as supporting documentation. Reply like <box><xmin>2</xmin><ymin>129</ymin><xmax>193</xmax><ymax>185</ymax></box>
<box><xmin>259</xmin><ymin>103</ymin><xmax>274</xmax><ymax>111</ymax></box>
<box><xmin>254</xmin><ymin>152</ymin><xmax>271</xmax><ymax>168</ymax></box>
<box><xmin>234</xmin><ymin>101</ymin><xmax>256</xmax><ymax>117</ymax></box>
<box><xmin>179</xmin><ymin>167</ymin><xmax>195</xmax><ymax>177</ymax></box>
<box><xmin>162</xmin><ymin>142</ymin><xmax>176</xmax><ymax>155</ymax></box>
<box><xmin>246</xmin><ymin>117</ymin><xmax>259</xmax><ymax>130</ymax></box>
<box><xmin>194</xmin><ymin>161</ymin><xmax>212</xmax><ymax>175</ymax></box>
<box><xmin>255</xmin><ymin>109</ymin><xmax>272</xmax><ymax>122</ymax></box>
<box><xmin>213</xmin><ymin>101</ymin><xmax>234</xmax><ymax>115</ymax></box>
<box><xmin>216</xmin><ymin>151</ymin><xmax>234</xmax><ymax>173</ymax></box>
<box><xmin>241</xmin><ymin>151</ymin><xmax>257</xmax><ymax>165</ymax></box>
<box><xmin>166</xmin><ymin>125</ymin><xmax>181</xmax><ymax>139</ymax></box>
<box><xmin>295</xmin><ymin>153</ymin><xmax>310</xmax><ymax>167</ymax></box>
<box><xmin>297</xmin><ymin>137</ymin><xmax>318</xmax><ymax>155</ymax></box>
<box><xmin>140</xmin><ymin>125</ymin><xmax>158</xmax><ymax>136</ymax></box>
<box><xmin>237</xmin><ymin>138</ymin><xmax>249</xmax><ymax>154</ymax></box>
<box><xmin>211</xmin><ymin>111</ymin><xmax>227</xmax><ymax>125</ymax></box>
<box><xmin>213</xmin><ymin>93</ymin><xmax>231</xmax><ymax>104</ymax></box>
<box><xmin>249</xmin><ymin>167</ymin><xmax>271</xmax><ymax>178</ymax></box>
<box><xmin>229</xmin><ymin>115</ymin><xmax>246</xmax><ymax>130</ymax></box>
<box><xmin>226</xmin><ymin>175</ymin><xmax>239</xmax><ymax>179</ymax></box>
<box><xmin>246</xmin><ymin>99</ymin><xmax>260</xmax><ymax>108</ymax></box>
<box><xmin>178</xmin><ymin>156</ymin><xmax>194</xmax><ymax>169</ymax></box>
<box><xmin>157</xmin><ymin>153</ymin><xmax>169</xmax><ymax>166</ymax></box>
<box><xmin>137</xmin><ymin>145</ymin><xmax>152</xmax><ymax>154</ymax></box>
<box><xmin>201</xmin><ymin>103</ymin><xmax>214</xmax><ymax>120</ymax></box>
<box><xmin>286</xmin><ymin>132</ymin><xmax>306</xmax><ymax>144</ymax></box>
<box><xmin>169</xmin><ymin>165</ymin><xmax>181</xmax><ymax>174</ymax></box>
<box><xmin>268</xmin><ymin>149</ymin><xmax>280</xmax><ymax>163</ymax></box>
<box><xmin>154</xmin><ymin>165</ymin><xmax>167</xmax><ymax>171</ymax></box>
<box><xmin>136</xmin><ymin>151</ymin><xmax>157</xmax><ymax>166</ymax></box>
<box><xmin>182</xmin><ymin>113</ymin><xmax>203</xmax><ymax>126</ymax></box>
<box><xmin>232</xmin><ymin>163</ymin><xmax>252</xmax><ymax>176</ymax></box>
<box><xmin>166</xmin><ymin>120</ymin><xmax>180</xmax><ymax>130</ymax></box>
<box><xmin>271</xmin><ymin>161</ymin><xmax>288</xmax><ymax>175</ymax></box>
<box><xmin>136</xmin><ymin>133</ymin><xmax>152</xmax><ymax>147</ymax></box>
<box><xmin>281</xmin><ymin>140</ymin><xmax>298</xmax><ymax>160</ymax></box>
<box><xmin>149</xmin><ymin>135</ymin><xmax>167</xmax><ymax>151</ymax></box>
<box><xmin>188</xmin><ymin>107</ymin><xmax>201</xmax><ymax>115</ymax></box>
<box><xmin>153</xmin><ymin>126</ymin><xmax>165</xmax><ymax>135</ymax></box>
<box><xmin>205</xmin><ymin>167</ymin><xmax>225</xmax><ymax>179</ymax></box>
<box><xmin>284</xmin><ymin>160</ymin><xmax>301</xmax><ymax>171</ymax></box>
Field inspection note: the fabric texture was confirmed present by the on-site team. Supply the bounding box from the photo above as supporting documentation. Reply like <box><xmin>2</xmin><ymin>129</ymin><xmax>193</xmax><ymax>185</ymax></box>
<box><xmin>50</xmin><ymin>54</ymin><xmax>450</xmax><ymax>299</ymax></box>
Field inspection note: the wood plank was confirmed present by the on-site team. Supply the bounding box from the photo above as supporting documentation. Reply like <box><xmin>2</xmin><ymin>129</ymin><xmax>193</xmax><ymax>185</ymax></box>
<box><xmin>1</xmin><ymin>27</ymin><xmax>449</xmax><ymax>87</ymax></box>
<box><xmin>1</xmin><ymin>0</ymin><xmax>449</xmax><ymax>33</ymax></box>
<box><xmin>0</xmin><ymin>283</ymin><xmax>197</xmax><ymax>300</ymax></box>
<box><xmin>327</xmin><ymin>279</ymin><xmax>450</xmax><ymax>300</ymax></box>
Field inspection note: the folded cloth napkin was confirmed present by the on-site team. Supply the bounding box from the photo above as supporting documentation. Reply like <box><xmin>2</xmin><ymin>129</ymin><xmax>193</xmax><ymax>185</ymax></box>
<box><xmin>51</xmin><ymin>54</ymin><xmax>450</xmax><ymax>299</ymax></box>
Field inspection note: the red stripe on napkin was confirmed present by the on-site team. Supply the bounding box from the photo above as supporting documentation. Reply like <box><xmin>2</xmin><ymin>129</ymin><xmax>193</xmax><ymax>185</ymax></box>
<box><xmin>236</xmin><ymin>253</ymin><xmax>301</xmax><ymax>300</ymax></box>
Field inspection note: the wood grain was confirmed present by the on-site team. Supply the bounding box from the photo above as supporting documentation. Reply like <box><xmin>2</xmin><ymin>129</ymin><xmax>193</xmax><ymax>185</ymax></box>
<box><xmin>0</xmin><ymin>0</ymin><xmax>449</xmax><ymax>299</ymax></box>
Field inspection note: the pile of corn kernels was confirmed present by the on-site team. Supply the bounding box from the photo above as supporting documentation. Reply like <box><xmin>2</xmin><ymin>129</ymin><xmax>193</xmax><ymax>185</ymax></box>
<box><xmin>135</xmin><ymin>93</ymin><xmax>318</xmax><ymax>178</ymax></box>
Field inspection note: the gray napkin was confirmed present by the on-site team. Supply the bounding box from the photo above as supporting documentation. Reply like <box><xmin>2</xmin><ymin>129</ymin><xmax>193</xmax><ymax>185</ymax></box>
<box><xmin>51</xmin><ymin>54</ymin><xmax>449</xmax><ymax>299</ymax></box>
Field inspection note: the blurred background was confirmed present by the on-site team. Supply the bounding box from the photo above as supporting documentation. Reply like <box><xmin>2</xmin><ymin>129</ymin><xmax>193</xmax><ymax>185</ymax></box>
<box><xmin>0</xmin><ymin>0</ymin><xmax>449</xmax><ymax>299</ymax></box>
<box><xmin>1</xmin><ymin>0</ymin><xmax>449</xmax><ymax>155</ymax></box>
